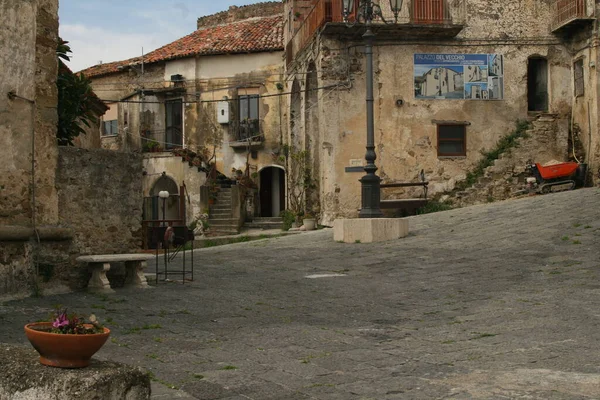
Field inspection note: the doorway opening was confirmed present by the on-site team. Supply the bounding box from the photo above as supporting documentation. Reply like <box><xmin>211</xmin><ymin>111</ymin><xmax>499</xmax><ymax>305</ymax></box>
<box><xmin>528</xmin><ymin>57</ymin><xmax>548</xmax><ymax>112</ymax></box>
<box><xmin>144</xmin><ymin>175</ymin><xmax>181</xmax><ymax>222</ymax></box>
<box><xmin>259</xmin><ymin>166</ymin><xmax>286</xmax><ymax>217</ymax></box>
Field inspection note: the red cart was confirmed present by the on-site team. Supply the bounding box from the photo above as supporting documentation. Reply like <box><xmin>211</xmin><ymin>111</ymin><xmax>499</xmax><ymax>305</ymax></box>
<box><xmin>526</xmin><ymin>161</ymin><xmax>587</xmax><ymax>193</ymax></box>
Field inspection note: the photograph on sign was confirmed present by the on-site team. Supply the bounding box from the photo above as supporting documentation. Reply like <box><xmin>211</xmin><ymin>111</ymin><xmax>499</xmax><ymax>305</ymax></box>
<box><xmin>414</xmin><ymin>54</ymin><xmax>504</xmax><ymax>100</ymax></box>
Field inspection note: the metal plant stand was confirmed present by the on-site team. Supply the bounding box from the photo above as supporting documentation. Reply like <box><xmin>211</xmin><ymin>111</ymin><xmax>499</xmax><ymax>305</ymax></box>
<box><xmin>151</xmin><ymin>226</ymin><xmax>194</xmax><ymax>284</ymax></box>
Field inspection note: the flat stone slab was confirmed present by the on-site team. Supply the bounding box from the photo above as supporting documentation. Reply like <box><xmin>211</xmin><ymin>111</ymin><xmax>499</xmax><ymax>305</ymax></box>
<box><xmin>77</xmin><ymin>254</ymin><xmax>154</xmax><ymax>263</ymax></box>
<box><xmin>333</xmin><ymin>217</ymin><xmax>409</xmax><ymax>243</ymax></box>
<box><xmin>0</xmin><ymin>344</ymin><xmax>150</xmax><ymax>400</ymax></box>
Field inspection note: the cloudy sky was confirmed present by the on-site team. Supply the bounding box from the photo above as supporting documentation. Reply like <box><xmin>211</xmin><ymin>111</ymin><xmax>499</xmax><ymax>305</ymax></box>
<box><xmin>59</xmin><ymin>0</ymin><xmax>258</xmax><ymax>72</ymax></box>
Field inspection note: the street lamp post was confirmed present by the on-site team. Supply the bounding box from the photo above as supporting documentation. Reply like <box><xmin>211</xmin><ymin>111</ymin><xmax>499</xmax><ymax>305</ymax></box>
<box><xmin>158</xmin><ymin>190</ymin><xmax>169</xmax><ymax>226</ymax></box>
<box><xmin>342</xmin><ymin>0</ymin><xmax>403</xmax><ymax>218</ymax></box>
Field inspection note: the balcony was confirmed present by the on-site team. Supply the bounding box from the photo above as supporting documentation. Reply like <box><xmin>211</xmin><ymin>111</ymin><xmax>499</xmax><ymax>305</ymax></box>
<box><xmin>551</xmin><ymin>0</ymin><xmax>595</xmax><ymax>33</ymax></box>
<box><xmin>286</xmin><ymin>0</ymin><xmax>466</xmax><ymax>66</ymax></box>
<box><xmin>229</xmin><ymin>119</ymin><xmax>264</xmax><ymax>149</ymax></box>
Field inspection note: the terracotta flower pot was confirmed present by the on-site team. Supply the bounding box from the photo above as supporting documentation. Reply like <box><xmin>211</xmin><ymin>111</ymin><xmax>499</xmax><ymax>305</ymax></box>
<box><xmin>24</xmin><ymin>322</ymin><xmax>110</xmax><ymax>368</ymax></box>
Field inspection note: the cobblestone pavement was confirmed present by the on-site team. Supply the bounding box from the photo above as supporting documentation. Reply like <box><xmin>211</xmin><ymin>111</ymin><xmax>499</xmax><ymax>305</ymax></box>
<box><xmin>2</xmin><ymin>188</ymin><xmax>600</xmax><ymax>399</ymax></box>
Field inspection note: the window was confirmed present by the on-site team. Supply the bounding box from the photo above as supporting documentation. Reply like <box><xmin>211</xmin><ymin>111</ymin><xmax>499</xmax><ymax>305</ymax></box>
<box><xmin>437</xmin><ymin>124</ymin><xmax>466</xmax><ymax>156</ymax></box>
<box><xmin>102</xmin><ymin>120</ymin><xmax>118</xmax><ymax>136</ymax></box>
<box><xmin>574</xmin><ymin>59</ymin><xmax>584</xmax><ymax>97</ymax></box>
<box><xmin>239</xmin><ymin>94</ymin><xmax>260</xmax><ymax>140</ymax></box>
<box><xmin>101</xmin><ymin>103</ymin><xmax>118</xmax><ymax>136</ymax></box>
<box><xmin>165</xmin><ymin>99</ymin><xmax>183</xmax><ymax>149</ymax></box>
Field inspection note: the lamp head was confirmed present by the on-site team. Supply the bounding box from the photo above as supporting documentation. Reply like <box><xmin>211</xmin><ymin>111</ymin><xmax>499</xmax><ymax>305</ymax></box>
<box><xmin>158</xmin><ymin>190</ymin><xmax>169</xmax><ymax>199</ymax></box>
<box><xmin>389</xmin><ymin>0</ymin><xmax>403</xmax><ymax>22</ymax></box>
<box><xmin>342</xmin><ymin>0</ymin><xmax>354</xmax><ymax>22</ymax></box>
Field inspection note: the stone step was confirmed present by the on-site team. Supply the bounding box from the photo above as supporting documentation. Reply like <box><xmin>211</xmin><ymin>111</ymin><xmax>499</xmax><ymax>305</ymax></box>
<box><xmin>208</xmin><ymin>218</ymin><xmax>239</xmax><ymax>226</ymax></box>
<box><xmin>211</xmin><ymin>212</ymin><xmax>232</xmax><ymax>218</ymax></box>
<box><xmin>205</xmin><ymin>229</ymin><xmax>239</xmax><ymax>237</ymax></box>
<box><xmin>252</xmin><ymin>217</ymin><xmax>283</xmax><ymax>223</ymax></box>
<box><xmin>244</xmin><ymin>222</ymin><xmax>283</xmax><ymax>230</ymax></box>
<box><xmin>210</xmin><ymin>205</ymin><xmax>231</xmax><ymax>211</ymax></box>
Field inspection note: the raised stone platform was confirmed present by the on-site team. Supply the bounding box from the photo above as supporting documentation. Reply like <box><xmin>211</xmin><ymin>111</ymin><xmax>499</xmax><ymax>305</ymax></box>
<box><xmin>333</xmin><ymin>218</ymin><xmax>409</xmax><ymax>243</ymax></box>
<box><xmin>0</xmin><ymin>345</ymin><xmax>151</xmax><ymax>399</ymax></box>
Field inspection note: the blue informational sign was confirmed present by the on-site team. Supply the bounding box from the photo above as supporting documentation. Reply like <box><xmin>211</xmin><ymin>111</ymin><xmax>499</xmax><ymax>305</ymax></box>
<box><xmin>414</xmin><ymin>54</ymin><xmax>504</xmax><ymax>100</ymax></box>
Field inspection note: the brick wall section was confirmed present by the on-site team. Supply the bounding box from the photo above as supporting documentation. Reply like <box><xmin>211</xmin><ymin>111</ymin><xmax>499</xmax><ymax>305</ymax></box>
<box><xmin>197</xmin><ymin>1</ymin><xmax>283</xmax><ymax>28</ymax></box>
<box><xmin>56</xmin><ymin>147</ymin><xmax>144</xmax><ymax>257</ymax></box>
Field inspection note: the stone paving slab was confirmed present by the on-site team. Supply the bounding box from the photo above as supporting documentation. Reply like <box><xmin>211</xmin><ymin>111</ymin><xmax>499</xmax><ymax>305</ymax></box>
<box><xmin>2</xmin><ymin>188</ymin><xmax>600</xmax><ymax>399</ymax></box>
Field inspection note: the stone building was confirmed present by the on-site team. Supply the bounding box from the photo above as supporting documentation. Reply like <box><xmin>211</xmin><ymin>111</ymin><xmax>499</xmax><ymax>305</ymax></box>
<box><xmin>284</xmin><ymin>0</ymin><xmax>598</xmax><ymax>225</ymax></box>
<box><xmin>1</xmin><ymin>0</ymin><xmax>144</xmax><ymax>298</ymax></box>
<box><xmin>81</xmin><ymin>3</ymin><xmax>286</xmax><ymax>237</ymax></box>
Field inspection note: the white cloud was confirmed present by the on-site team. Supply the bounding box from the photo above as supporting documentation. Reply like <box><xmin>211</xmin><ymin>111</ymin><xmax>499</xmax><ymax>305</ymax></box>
<box><xmin>60</xmin><ymin>24</ymin><xmax>170</xmax><ymax>72</ymax></box>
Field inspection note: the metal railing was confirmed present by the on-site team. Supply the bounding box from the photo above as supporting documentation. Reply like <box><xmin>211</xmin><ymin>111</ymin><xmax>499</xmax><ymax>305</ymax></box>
<box><xmin>550</xmin><ymin>0</ymin><xmax>593</xmax><ymax>31</ymax></box>
<box><xmin>286</xmin><ymin>0</ymin><xmax>466</xmax><ymax>66</ymax></box>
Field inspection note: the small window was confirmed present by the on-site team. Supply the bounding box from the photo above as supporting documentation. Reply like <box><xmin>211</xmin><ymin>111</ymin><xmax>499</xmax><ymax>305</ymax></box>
<box><xmin>437</xmin><ymin>124</ymin><xmax>466</xmax><ymax>157</ymax></box>
<box><xmin>574</xmin><ymin>59</ymin><xmax>584</xmax><ymax>97</ymax></box>
<box><xmin>102</xmin><ymin>120</ymin><xmax>118</xmax><ymax>136</ymax></box>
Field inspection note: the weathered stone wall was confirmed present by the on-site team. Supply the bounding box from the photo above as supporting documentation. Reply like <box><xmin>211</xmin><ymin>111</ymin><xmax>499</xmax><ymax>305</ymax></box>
<box><xmin>0</xmin><ymin>0</ymin><xmax>59</xmax><ymax>226</ymax></box>
<box><xmin>87</xmin><ymin>64</ymin><xmax>166</xmax><ymax>152</ymax></box>
<box><xmin>56</xmin><ymin>147</ymin><xmax>144</xmax><ymax>257</ymax></box>
<box><xmin>197</xmin><ymin>1</ymin><xmax>282</xmax><ymax>29</ymax></box>
<box><xmin>287</xmin><ymin>0</ymin><xmax>574</xmax><ymax>224</ymax></box>
<box><xmin>446</xmin><ymin>116</ymin><xmax>570</xmax><ymax>207</ymax></box>
<box><xmin>0</xmin><ymin>0</ymin><xmax>59</xmax><ymax>297</ymax></box>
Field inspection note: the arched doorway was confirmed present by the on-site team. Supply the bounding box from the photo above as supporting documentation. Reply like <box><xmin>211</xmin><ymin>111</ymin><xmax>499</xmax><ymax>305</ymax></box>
<box><xmin>528</xmin><ymin>57</ymin><xmax>548</xmax><ymax>112</ymax></box>
<box><xmin>146</xmin><ymin>175</ymin><xmax>181</xmax><ymax>222</ymax></box>
<box><xmin>259</xmin><ymin>166</ymin><xmax>286</xmax><ymax>217</ymax></box>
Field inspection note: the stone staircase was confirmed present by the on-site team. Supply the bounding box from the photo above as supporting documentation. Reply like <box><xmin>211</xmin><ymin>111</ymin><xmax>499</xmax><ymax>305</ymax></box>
<box><xmin>244</xmin><ymin>217</ymin><xmax>284</xmax><ymax>230</ymax></box>
<box><xmin>446</xmin><ymin>115</ymin><xmax>569</xmax><ymax>208</ymax></box>
<box><xmin>207</xmin><ymin>186</ymin><xmax>240</xmax><ymax>236</ymax></box>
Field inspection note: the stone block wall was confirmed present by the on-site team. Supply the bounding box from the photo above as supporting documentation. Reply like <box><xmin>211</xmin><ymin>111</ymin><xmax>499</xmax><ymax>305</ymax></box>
<box><xmin>197</xmin><ymin>1</ymin><xmax>282</xmax><ymax>29</ymax></box>
<box><xmin>56</xmin><ymin>147</ymin><xmax>144</xmax><ymax>258</ymax></box>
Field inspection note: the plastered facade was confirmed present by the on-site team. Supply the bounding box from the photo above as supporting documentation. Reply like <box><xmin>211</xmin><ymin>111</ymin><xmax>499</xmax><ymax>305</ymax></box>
<box><xmin>285</xmin><ymin>0</ymin><xmax>587</xmax><ymax>225</ymax></box>
<box><xmin>88</xmin><ymin>51</ymin><xmax>285</xmax><ymax>225</ymax></box>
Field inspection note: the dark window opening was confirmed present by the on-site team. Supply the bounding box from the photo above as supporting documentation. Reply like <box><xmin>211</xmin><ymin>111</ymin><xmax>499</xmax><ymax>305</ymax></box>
<box><xmin>165</xmin><ymin>99</ymin><xmax>183</xmax><ymax>149</ymax></box>
<box><xmin>438</xmin><ymin>124</ymin><xmax>466</xmax><ymax>157</ymax></box>
<box><xmin>528</xmin><ymin>58</ymin><xmax>549</xmax><ymax>112</ymax></box>
<box><xmin>102</xmin><ymin>120</ymin><xmax>118</xmax><ymax>136</ymax></box>
<box><xmin>574</xmin><ymin>59</ymin><xmax>584</xmax><ymax>97</ymax></box>
<box><xmin>239</xmin><ymin>94</ymin><xmax>260</xmax><ymax>140</ymax></box>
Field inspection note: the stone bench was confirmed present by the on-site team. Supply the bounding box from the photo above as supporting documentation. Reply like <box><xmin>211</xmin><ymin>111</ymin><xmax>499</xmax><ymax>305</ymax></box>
<box><xmin>76</xmin><ymin>254</ymin><xmax>155</xmax><ymax>293</ymax></box>
<box><xmin>380</xmin><ymin>174</ymin><xmax>429</xmax><ymax>216</ymax></box>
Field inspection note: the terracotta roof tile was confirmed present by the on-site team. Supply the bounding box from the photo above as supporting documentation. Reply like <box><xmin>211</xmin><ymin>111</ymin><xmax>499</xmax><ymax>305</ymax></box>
<box><xmin>81</xmin><ymin>14</ymin><xmax>283</xmax><ymax>78</ymax></box>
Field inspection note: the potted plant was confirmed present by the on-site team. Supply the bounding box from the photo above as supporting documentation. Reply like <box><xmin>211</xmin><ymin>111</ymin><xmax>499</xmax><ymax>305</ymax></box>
<box><xmin>303</xmin><ymin>211</ymin><xmax>316</xmax><ymax>231</ymax></box>
<box><xmin>24</xmin><ymin>308</ymin><xmax>110</xmax><ymax>368</ymax></box>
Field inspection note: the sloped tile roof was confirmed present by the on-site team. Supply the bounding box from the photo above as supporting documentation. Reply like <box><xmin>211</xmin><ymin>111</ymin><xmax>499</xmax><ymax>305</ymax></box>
<box><xmin>81</xmin><ymin>14</ymin><xmax>283</xmax><ymax>78</ymax></box>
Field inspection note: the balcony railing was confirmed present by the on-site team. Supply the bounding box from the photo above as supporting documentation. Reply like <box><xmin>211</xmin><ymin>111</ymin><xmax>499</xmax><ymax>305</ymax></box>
<box><xmin>551</xmin><ymin>0</ymin><xmax>595</xmax><ymax>32</ymax></box>
<box><xmin>286</xmin><ymin>0</ymin><xmax>466</xmax><ymax>66</ymax></box>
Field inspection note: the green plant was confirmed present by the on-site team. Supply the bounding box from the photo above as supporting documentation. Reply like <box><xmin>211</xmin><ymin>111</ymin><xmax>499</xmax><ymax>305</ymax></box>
<box><xmin>455</xmin><ymin>120</ymin><xmax>530</xmax><ymax>191</ymax></box>
<box><xmin>143</xmin><ymin>140</ymin><xmax>161</xmax><ymax>152</ymax></box>
<box><xmin>57</xmin><ymin>39</ymin><xmax>101</xmax><ymax>146</ymax></box>
<box><xmin>417</xmin><ymin>200</ymin><xmax>453</xmax><ymax>215</ymax></box>
<box><xmin>35</xmin><ymin>307</ymin><xmax>104</xmax><ymax>335</ymax></box>
<box><xmin>280</xmin><ymin>209</ymin><xmax>297</xmax><ymax>231</ymax></box>
<box><xmin>281</xmin><ymin>144</ymin><xmax>316</xmax><ymax>217</ymax></box>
